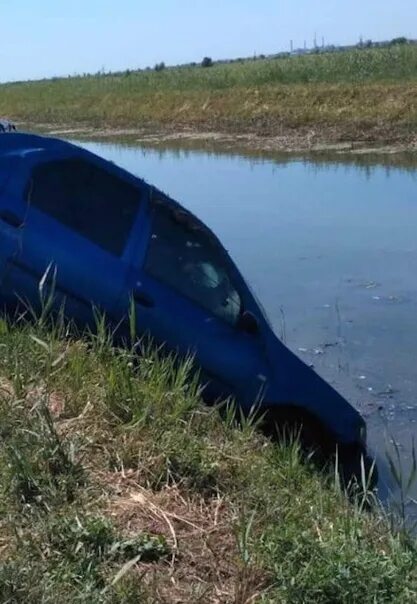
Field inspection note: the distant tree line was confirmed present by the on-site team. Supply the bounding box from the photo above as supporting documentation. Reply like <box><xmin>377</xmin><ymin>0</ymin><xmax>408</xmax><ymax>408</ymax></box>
<box><xmin>49</xmin><ymin>36</ymin><xmax>416</xmax><ymax>81</ymax></box>
<box><xmin>154</xmin><ymin>57</ymin><xmax>213</xmax><ymax>71</ymax></box>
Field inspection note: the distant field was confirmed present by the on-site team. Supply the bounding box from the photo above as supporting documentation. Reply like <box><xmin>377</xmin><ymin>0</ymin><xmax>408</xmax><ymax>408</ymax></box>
<box><xmin>2</xmin><ymin>45</ymin><xmax>417</xmax><ymax>142</ymax></box>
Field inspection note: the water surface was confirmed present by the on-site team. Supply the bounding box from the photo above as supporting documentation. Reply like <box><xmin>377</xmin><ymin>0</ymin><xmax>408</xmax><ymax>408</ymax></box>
<box><xmin>77</xmin><ymin>140</ymin><xmax>417</xmax><ymax>510</ymax></box>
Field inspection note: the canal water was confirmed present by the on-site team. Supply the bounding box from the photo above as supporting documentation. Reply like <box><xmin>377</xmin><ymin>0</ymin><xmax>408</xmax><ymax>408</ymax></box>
<box><xmin>77</xmin><ymin>140</ymin><xmax>417</xmax><ymax>514</ymax></box>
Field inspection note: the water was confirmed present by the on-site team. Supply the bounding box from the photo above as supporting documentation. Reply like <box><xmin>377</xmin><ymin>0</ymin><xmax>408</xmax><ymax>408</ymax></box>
<box><xmin>77</xmin><ymin>140</ymin><xmax>417</xmax><ymax>511</ymax></box>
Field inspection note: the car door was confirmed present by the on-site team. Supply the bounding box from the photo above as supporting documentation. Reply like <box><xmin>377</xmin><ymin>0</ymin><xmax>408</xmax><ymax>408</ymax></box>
<box><xmin>2</xmin><ymin>153</ymin><xmax>143</xmax><ymax>326</ymax></box>
<box><xmin>127</xmin><ymin>199</ymin><xmax>272</xmax><ymax>408</ymax></box>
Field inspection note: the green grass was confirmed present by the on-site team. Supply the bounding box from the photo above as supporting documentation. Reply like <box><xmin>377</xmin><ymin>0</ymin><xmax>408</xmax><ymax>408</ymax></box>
<box><xmin>9</xmin><ymin>44</ymin><xmax>417</xmax><ymax>91</ymax></box>
<box><xmin>0</xmin><ymin>312</ymin><xmax>415</xmax><ymax>602</ymax></box>
<box><xmin>2</xmin><ymin>45</ymin><xmax>417</xmax><ymax>141</ymax></box>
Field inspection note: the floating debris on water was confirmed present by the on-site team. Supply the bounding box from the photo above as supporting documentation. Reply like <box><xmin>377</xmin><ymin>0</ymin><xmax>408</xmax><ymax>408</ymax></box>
<box><xmin>378</xmin><ymin>384</ymin><xmax>397</xmax><ymax>397</ymax></box>
<box><xmin>363</xmin><ymin>280</ymin><xmax>380</xmax><ymax>289</ymax></box>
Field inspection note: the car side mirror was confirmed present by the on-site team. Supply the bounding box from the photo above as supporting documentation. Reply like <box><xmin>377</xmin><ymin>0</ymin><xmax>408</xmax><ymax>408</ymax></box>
<box><xmin>238</xmin><ymin>311</ymin><xmax>259</xmax><ymax>335</ymax></box>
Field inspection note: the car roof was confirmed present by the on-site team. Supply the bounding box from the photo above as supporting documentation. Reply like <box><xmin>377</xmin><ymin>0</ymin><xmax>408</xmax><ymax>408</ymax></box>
<box><xmin>0</xmin><ymin>133</ymin><xmax>225</xmax><ymax>247</ymax></box>
<box><xmin>0</xmin><ymin>132</ymin><xmax>69</xmax><ymax>155</ymax></box>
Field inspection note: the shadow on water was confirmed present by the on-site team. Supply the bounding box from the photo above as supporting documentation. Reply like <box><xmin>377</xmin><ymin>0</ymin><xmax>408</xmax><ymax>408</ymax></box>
<box><xmin>72</xmin><ymin>137</ymin><xmax>417</xmax><ymax>523</ymax></box>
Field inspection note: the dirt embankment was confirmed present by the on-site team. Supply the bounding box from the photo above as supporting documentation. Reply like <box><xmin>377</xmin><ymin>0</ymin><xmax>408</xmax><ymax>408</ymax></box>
<box><xmin>21</xmin><ymin>120</ymin><xmax>417</xmax><ymax>158</ymax></box>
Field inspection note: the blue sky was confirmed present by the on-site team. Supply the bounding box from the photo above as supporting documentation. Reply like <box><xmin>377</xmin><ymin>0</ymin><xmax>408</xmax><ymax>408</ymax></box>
<box><xmin>1</xmin><ymin>0</ymin><xmax>416</xmax><ymax>82</ymax></box>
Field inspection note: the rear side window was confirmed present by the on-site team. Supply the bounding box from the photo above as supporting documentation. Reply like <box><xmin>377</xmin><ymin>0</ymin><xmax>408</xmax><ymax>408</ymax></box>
<box><xmin>26</xmin><ymin>158</ymin><xmax>140</xmax><ymax>255</ymax></box>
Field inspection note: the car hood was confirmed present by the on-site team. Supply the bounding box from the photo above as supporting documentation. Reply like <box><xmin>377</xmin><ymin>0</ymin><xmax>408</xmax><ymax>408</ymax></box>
<box><xmin>264</xmin><ymin>331</ymin><xmax>364</xmax><ymax>446</ymax></box>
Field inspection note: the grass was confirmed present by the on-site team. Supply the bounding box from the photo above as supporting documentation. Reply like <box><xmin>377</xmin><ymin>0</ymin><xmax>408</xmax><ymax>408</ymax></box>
<box><xmin>2</xmin><ymin>45</ymin><xmax>417</xmax><ymax>142</ymax></box>
<box><xmin>0</xmin><ymin>310</ymin><xmax>415</xmax><ymax>602</ymax></box>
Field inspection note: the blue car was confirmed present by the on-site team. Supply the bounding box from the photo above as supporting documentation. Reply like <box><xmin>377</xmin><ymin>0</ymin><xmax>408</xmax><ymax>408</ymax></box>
<box><xmin>0</xmin><ymin>133</ymin><xmax>366</xmax><ymax>458</ymax></box>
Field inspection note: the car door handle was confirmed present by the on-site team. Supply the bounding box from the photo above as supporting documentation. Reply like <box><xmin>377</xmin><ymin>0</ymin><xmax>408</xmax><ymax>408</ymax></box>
<box><xmin>0</xmin><ymin>210</ymin><xmax>24</xmax><ymax>228</ymax></box>
<box><xmin>133</xmin><ymin>290</ymin><xmax>155</xmax><ymax>308</ymax></box>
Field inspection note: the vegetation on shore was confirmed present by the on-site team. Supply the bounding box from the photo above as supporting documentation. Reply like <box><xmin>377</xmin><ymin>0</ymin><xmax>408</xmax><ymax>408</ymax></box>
<box><xmin>0</xmin><ymin>310</ymin><xmax>416</xmax><ymax>603</ymax></box>
<box><xmin>2</xmin><ymin>45</ymin><xmax>417</xmax><ymax>143</ymax></box>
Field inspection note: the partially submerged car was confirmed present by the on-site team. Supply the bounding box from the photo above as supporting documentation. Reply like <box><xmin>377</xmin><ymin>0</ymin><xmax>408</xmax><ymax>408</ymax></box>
<box><xmin>0</xmin><ymin>133</ymin><xmax>367</xmax><ymax>459</ymax></box>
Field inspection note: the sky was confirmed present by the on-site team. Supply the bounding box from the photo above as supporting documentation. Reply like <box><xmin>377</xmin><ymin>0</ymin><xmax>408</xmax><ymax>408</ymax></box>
<box><xmin>1</xmin><ymin>0</ymin><xmax>416</xmax><ymax>82</ymax></box>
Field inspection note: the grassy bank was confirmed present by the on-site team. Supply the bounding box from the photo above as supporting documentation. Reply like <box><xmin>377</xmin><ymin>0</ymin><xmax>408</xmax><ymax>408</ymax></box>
<box><xmin>2</xmin><ymin>45</ymin><xmax>417</xmax><ymax>144</ymax></box>
<box><xmin>0</xmin><ymin>313</ymin><xmax>415</xmax><ymax>603</ymax></box>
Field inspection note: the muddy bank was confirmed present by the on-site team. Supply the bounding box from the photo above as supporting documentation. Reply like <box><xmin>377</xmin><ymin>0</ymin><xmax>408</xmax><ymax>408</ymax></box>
<box><xmin>19</xmin><ymin>121</ymin><xmax>417</xmax><ymax>160</ymax></box>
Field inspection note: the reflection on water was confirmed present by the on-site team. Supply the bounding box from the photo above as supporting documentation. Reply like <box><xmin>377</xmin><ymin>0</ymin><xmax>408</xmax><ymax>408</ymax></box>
<box><xmin>75</xmin><ymin>139</ymin><xmax>417</xmax><ymax>514</ymax></box>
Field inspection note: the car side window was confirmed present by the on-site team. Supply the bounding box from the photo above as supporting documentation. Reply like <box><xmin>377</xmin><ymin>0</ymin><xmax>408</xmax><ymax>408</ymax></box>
<box><xmin>145</xmin><ymin>205</ymin><xmax>242</xmax><ymax>326</ymax></box>
<box><xmin>26</xmin><ymin>158</ymin><xmax>140</xmax><ymax>255</ymax></box>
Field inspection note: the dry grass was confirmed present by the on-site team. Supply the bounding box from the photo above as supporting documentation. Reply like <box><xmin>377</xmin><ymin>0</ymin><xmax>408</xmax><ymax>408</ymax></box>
<box><xmin>2</xmin><ymin>82</ymin><xmax>417</xmax><ymax>142</ymax></box>
<box><xmin>104</xmin><ymin>480</ymin><xmax>261</xmax><ymax>603</ymax></box>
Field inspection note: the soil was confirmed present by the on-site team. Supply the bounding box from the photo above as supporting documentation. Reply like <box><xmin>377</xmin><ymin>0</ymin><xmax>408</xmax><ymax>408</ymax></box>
<box><xmin>18</xmin><ymin>121</ymin><xmax>417</xmax><ymax>159</ymax></box>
